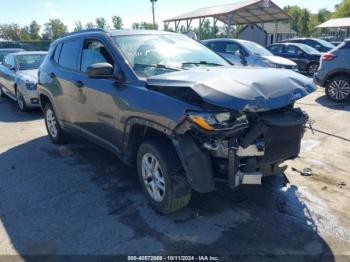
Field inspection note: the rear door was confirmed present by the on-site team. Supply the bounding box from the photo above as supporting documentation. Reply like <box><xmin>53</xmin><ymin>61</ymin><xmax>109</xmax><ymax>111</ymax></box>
<box><xmin>53</xmin><ymin>38</ymin><xmax>84</xmax><ymax>125</ymax></box>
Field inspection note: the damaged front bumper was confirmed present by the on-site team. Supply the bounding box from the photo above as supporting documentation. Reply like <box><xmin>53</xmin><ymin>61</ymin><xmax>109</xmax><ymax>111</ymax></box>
<box><xmin>173</xmin><ymin>108</ymin><xmax>308</xmax><ymax>193</ymax></box>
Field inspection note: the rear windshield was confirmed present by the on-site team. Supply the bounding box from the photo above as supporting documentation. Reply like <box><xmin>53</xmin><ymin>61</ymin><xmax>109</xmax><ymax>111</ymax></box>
<box><xmin>16</xmin><ymin>54</ymin><xmax>46</xmax><ymax>70</ymax></box>
<box><xmin>316</xmin><ymin>39</ymin><xmax>335</xmax><ymax>49</ymax></box>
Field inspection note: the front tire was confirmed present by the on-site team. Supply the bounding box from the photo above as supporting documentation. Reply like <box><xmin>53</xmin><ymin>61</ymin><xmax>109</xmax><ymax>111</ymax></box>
<box><xmin>326</xmin><ymin>76</ymin><xmax>350</xmax><ymax>103</ymax></box>
<box><xmin>44</xmin><ymin>103</ymin><xmax>70</xmax><ymax>144</ymax></box>
<box><xmin>0</xmin><ymin>85</ymin><xmax>5</xmax><ymax>97</ymax></box>
<box><xmin>137</xmin><ymin>139</ymin><xmax>191</xmax><ymax>214</ymax></box>
<box><xmin>16</xmin><ymin>90</ymin><xmax>28</xmax><ymax>112</ymax></box>
<box><xmin>307</xmin><ymin>62</ymin><xmax>319</xmax><ymax>76</ymax></box>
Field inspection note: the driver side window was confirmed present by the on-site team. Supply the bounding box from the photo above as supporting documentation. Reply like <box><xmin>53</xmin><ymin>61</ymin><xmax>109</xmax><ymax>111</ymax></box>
<box><xmin>80</xmin><ymin>39</ymin><xmax>114</xmax><ymax>73</ymax></box>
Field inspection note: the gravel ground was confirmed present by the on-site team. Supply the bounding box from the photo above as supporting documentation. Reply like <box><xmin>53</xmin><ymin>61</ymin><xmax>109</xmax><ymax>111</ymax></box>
<box><xmin>0</xmin><ymin>88</ymin><xmax>349</xmax><ymax>259</ymax></box>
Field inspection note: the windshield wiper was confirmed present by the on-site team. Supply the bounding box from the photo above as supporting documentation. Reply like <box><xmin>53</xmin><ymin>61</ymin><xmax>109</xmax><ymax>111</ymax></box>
<box><xmin>182</xmin><ymin>61</ymin><xmax>224</xmax><ymax>67</ymax></box>
<box><xmin>134</xmin><ymin>63</ymin><xmax>181</xmax><ymax>72</ymax></box>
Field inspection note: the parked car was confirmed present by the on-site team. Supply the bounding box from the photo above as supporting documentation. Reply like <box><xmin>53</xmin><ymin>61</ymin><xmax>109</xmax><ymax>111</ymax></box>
<box><xmin>267</xmin><ymin>43</ymin><xmax>322</xmax><ymax>76</ymax></box>
<box><xmin>202</xmin><ymin>39</ymin><xmax>298</xmax><ymax>71</ymax></box>
<box><xmin>0</xmin><ymin>48</ymin><xmax>24</xmax><ymax>62</ymax></box>
<box><xmin>38</xmin><ymin>29</ymin><xmax>316</xmax><ymax>214</ymax></box>
<box><xmin>281</xmin><ymin>38</ymin><xmax>335</xmax><ymax>53</ymax></box>
<box><xmin>314</xmin><ymin>39</ymin><xmax>350</xmax><ymax>102</ymax></box>
<box><xmin>0</xmin><ymin>51</ymin><xmax>47</xmax><ymax>111</ymax></box>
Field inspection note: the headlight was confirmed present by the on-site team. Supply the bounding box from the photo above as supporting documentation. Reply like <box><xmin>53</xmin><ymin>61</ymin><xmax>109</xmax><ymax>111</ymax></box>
<box><xmin>187</xmin><ymin>111</ymin><xmax>247</xmax><ymax>131</ymax></box>
<box><xmin>25</xmin><ymin>81</ymin><xmax>37</xmax><ymax>90</ymax></box>
<box><xmin>265</xmin><ymin>60</ymin><xmax>282</xmax><ymax>68</ymax></box>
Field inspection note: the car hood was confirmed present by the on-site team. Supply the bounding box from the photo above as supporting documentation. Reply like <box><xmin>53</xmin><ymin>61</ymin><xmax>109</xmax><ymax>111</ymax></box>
<box><xmin>262</xmin><ymin>56</ymin><xmax>297</xmax><ymax>66</ymax></box>
<box><xmin>147</xmin><ymin>66</ymin><xmax>316</xmax><ymax>112</ymax></box>
<box><xmin>17</xmin><ymin>69</ymin><xmax>38</xmax><ymax>83</ymax></box>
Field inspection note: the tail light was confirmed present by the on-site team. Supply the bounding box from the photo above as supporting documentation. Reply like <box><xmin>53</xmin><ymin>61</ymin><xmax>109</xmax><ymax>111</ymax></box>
<box><xmin>321</xmin><ymin>53</ymin><xmax>335</xmax><ymax>61</ymax></box>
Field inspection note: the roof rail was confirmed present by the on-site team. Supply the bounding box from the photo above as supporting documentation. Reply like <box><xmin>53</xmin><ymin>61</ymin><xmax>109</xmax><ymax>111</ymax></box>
<box><xmin>60</xmin><ymin>28</ymin><xmax>106</xmax><ymax>38</ymax></box>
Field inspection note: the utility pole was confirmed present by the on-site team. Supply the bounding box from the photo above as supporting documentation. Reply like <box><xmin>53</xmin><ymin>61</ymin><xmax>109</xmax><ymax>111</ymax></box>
<box><xmin>150</xmin><ymin>0</ymin><xmax>158</xmax><ymax>29</ymax></box>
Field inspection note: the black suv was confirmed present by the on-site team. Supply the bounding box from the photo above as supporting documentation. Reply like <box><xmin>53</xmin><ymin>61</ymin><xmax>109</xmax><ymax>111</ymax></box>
<box><xmin>38</xmin><ymin>29</ymin><xmax>316</xmax><ymax>214</ymax></box>
<box><xmin>314</xmin><ymin>39</ymin><xmax>350</xmax><ymax>102</ymax></box>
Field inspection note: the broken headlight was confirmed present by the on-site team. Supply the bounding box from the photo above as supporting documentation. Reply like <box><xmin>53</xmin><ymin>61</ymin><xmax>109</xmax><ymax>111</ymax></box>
<box><xmin>187</xmin><ymin>111</ymin><xmax>248</xmax><ymax>131</ymax></box>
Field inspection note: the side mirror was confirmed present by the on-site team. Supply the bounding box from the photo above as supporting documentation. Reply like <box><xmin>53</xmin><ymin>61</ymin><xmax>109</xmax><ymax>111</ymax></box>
<box><xmin>10</xmin><ymin>67</ymin><xmax>16</xmax><ymax>71</ymax></box>
<box><xmin>87</xmin><ymin>63</ymin><xmax>114</xmax><ymax>78</ymax></box>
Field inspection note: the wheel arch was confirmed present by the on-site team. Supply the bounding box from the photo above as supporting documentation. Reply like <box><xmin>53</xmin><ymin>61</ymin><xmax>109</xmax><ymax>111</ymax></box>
<box><xmin>124</xmin><ymin>118</ymin><xmax>216</xmax><ymax>193</ymax></box>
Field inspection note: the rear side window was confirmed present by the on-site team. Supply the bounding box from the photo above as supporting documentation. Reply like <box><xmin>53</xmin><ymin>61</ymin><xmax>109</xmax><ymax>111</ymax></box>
<box><xmin>58</xmin><ymin>40</ymin><xmax>81</xmax><ymax>70</ymax></box>
<box><xmin>53</xmin><ymin>43</ymin><xmax>62</xmax><ymax>63</ymax></box>
<box><xmin>207</xmin><ymin>42</ymin><xmax>226</xmax><ymax>53</ymax></box>
<box><xmin>268</xmin><ymin>45</ymin><xmax>283</xmax><ymax>54</ymax></box>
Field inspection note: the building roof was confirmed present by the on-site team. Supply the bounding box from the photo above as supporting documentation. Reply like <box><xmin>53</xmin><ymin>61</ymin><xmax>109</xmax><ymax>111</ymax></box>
<box><xmin>316</xmin><ymin>17</ymin><xmax>350</xmax><ymax>28</ymax></box>
<box><xmin>163</xmin><ymin>0</ymin><xmax>291</xmax><ymax>25</ymax></box>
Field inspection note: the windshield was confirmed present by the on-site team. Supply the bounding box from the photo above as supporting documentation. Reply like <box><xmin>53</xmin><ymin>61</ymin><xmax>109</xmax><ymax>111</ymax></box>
<box><xmin>16</xmin><ymin>54</ymin><xmax>46</xmax><ymax>70</ymax></box>
<box><xmin>241</xmin><ymin>41</ymin><xmax>273</xmax><ymax>56</ymax></box>
<box><xmin>298</xmin><ymin>44</ymin><xmax>321</xmax><ymax>55</ymax></box>
<box><xmin>113</xmin><ymin>34</ymin><xmax>229</xmax><ymax>78</ymax></box>
<box><xmin>316</xmin><ymin>39</ymin><xmax>335</xmax><ymax>49</ymax></box>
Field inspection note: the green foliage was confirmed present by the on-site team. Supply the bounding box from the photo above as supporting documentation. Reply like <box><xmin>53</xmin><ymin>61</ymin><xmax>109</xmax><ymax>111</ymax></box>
<box><xmin>43</xmin><ymin>19</ymin><xmax>68</xmax><ymax>40</ymax></box>
<box><xmin>96</xmin><ymin>17</ymin><xmax>110</xmax><ymax>29</ymax></box>
<box><xmin>74</xmin><ymin>21</ymin><xmax>83</xmax><ymax>32</ymax></box>
<box><xmin>112</xmin><ymin>16</ymin><xmax>123</xmax><ymax>29</ymax></box>
<box><xmin>132</xmin><ymin>22</ymin><xmax>158</xmax><ymax>30</ymax></box>
<box><xmin>333</xmin><ymin>0</ymin><xmax>350</xmax><ymax>18</ymax></box>
<box><xmin>29</xmin><ymin>21</ymin><xmax>41</xmax><ymax>40</ymax></box>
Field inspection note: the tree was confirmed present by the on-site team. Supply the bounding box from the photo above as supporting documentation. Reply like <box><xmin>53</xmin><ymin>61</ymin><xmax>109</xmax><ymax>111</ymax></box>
<box><xmin>85</xmin><ymin>22</ymin><xmax>95</xmax><ymax>29</ymax></box>
<box><xmin>333</xmin><ymin>0</ymin><xmax>350</xmax><ymax>18</ymax></box>
<box><xmin>43</xmin><ymin>19</ymin><xmax>68</xmax><ymax>40</ymax></box>
<box><xmin>95</xmin><ymin>17</ymin><xmax>109</xmax><ymax>29</ymax></box>
<box><xmin>19</xmin><ymin>26</ymin><xmax>31</xmax><ymax>40</ymax></box>
<box><xmin>74</xmin><ymin>21</ymin><xmax>83</xmax><ymax>32</ymax></box>
<box><xmin>0</xmin><ymin>23</ymin><xmax>21</xmax><ymax>41</ymax></box>
<box><xmin>132</xmin><ymin>22</ymin><xmax>157</xmax><ymax>30</ymax></box>
<box><xmin>29</xmin><ymin>20</ymin><xmax>41</xmax><ymax>40</ymax></box>
<box><xmin>318</xmin><ymin>8</ymin><xmax>332</xmax><ymax>23</ymax></box>
<box><xmin>112</xmin><ymin>15</ymin><xmax>123</xmax><ymax>29</ymax></box>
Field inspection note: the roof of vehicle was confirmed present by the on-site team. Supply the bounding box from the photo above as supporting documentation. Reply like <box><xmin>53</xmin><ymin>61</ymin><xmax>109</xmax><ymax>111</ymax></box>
<box><xmin>52</xmin><ymin>29</ymin><xmax>181</xmax><ymax>45</ymax></box>
<box><xmin>0</xmin><ymin>48</ymin><xmax>24</xmax><ymax>52</ymax></box>
<box><xmin>269</xmin><ymin>42</ymin><xmax>321</xmax><ymax>54</ymax></box>
<box><xmin>202</xmin><ymin>38</ymin><xmax>254</xmax><ymax>44</ymax></box>
<box><xmin>12</xmin><ymin>51</ymin><xmax>48</xmax><ymax>56</ymax></box>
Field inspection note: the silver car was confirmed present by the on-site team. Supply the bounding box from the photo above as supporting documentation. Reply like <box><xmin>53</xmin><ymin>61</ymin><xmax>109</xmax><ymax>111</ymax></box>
<box><xmin>0</xmin><ymin>51</ymin><xmax>47</xmax><ymax>111</ymax></box>
<box><xmin>202</xmin><ymin>39</ymin><xmax>298</xmax><ymax>71</ymax></box>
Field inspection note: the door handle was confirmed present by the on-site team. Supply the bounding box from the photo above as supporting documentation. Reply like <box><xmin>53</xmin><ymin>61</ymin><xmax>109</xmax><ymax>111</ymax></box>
<box><xmin>49</xmin><ymin>72</ymin><xmax>56</xmax><ymax>78</ymax></box>
<box><xmin>74</xmin><ymin>80</ymin><xmax>84</xmax><ymax>88</ymax></box>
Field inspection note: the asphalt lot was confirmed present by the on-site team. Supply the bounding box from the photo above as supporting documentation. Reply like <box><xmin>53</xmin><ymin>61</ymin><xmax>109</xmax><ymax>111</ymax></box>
<box><xmin>0</xmin><ymin>88</ymin><xmax>349</xmax><ymax>258</ymax></box>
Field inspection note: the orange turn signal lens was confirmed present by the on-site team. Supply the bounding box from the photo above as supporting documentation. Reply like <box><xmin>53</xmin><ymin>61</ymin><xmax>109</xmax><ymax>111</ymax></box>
<box><xmin>189</xmin><ymin>115</ymin><xmax>215</xmax><ymax>131</ymax></box>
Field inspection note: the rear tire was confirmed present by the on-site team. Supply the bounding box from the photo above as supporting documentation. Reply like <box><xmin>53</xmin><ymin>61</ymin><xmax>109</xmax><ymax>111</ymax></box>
<box><xmin>137</xmin><ymin>138</ymin><xmax>191</xmax><ymax>214</ymax></box>
<box><xmin>44</xmin><ymin>103</ymin><xmax>70</xmax><ymax>144</ymax></box>
<box><xmin>307</xmin><ymin>62</ymin><xmax>319</xmax><ymax>76</ymax></box>
<box><xmin>326</xmin><ymin>76</ymin><xmax>350</xmax><ymax>103</ymax></box>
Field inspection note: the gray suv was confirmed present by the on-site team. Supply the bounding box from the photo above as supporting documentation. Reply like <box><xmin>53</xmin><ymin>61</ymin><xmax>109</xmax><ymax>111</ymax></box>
<box><xmin>314</xmin><ymin>39</ymin><xmax>350</xmax><ymax>102</ymax></box>
<box><xmin>38</xmin><ymin>29</ymin><xmax>316</xmax><ymax>214</ymax></box>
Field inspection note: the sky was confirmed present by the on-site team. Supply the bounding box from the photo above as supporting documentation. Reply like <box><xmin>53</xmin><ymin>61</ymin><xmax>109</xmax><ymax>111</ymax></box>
<box><xmin>0</xmin><ymin>0</ymin><xmax>343</xmax><ymax>31</ymax></box>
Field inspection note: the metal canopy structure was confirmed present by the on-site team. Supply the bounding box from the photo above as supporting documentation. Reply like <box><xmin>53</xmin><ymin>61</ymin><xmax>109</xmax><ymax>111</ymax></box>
<box><xmin>316</xmin><ymin>17</ymin><xmax>350</xmax><ymax>29</ymax></box>
<box><xmin>163</xmin><ymin>0</ymin><xmax>292</xmax><ymax>38</ymax></box>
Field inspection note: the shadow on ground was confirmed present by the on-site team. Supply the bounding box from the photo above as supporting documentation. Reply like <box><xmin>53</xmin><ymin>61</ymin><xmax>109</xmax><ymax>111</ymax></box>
<box><xmin>0</xmin><ymin>136</ymin><xmax>334</xmax><ymax>258</ymax></box>
<box><xmin>0</xmin><ymin>97</ymin><xmax>42</xmax><ymax>122</ymax></box>
<box><xmin>315</xmin><ymin>95</ymin><xmax>350</xmax><ymax>112</ymax></box>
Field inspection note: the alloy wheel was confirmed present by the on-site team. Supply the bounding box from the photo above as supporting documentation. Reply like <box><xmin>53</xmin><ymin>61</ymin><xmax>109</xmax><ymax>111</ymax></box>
<box><xmin>328</xmin><ymin>80</ymin><xmax>350</xmax><ymax>101</ymax></box>
<box><xmin>46</xmin><ymin>108</ymin><xmax>58</xmax><ymax>138</ymax></box>
<box><xmin>308</xmin><ymin>63</ymin><xmax>319</xmax><ymax>76</ymax></box>
<box><xmin>141</xmin><ymin>153</ymin><xmax>166</xmax><ymax>202</ymax></box>
<box><xmin>16</xmin><ymin>91</ymin><xmax>24</xmax><ymax>110</ymax></box>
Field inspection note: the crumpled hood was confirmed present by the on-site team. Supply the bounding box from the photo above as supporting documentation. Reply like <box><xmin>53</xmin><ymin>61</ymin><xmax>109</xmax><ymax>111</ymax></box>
<box><xmin>147</xmin><ymin>66</ymin><xmax>316</xmax><ymax>112</ymax></box>
<box><xmin>262</xmin><ymin>56</ymin><xmax>297</xmax><ymax>66</ymax></box>
<box><xmin>17</xmin><ymin>69</ymin><xmax>38</xmax><ymax>83</ymax></box>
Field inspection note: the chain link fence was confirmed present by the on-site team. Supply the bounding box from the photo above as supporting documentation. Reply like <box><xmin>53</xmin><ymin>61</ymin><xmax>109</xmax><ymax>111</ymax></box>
<box><xmin>0</xmin><ymin>41</ymin><xmax>52</xmax><ymax>51</ymax></box>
